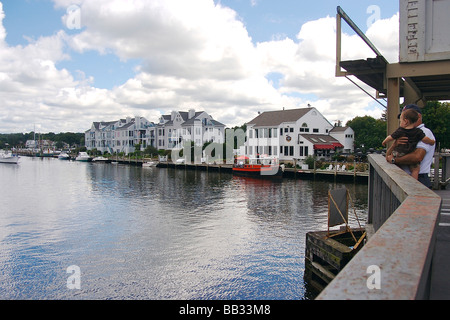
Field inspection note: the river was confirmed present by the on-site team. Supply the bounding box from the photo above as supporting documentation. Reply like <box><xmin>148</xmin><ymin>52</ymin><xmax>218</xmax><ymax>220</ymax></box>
<box><xmin>0</xmin><ymin>156</ymin><xmax>368</xmax><ymax>300</ymax></box>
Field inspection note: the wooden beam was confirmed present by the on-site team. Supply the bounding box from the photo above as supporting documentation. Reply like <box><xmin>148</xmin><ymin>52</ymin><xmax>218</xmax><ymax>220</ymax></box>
<box><xmin>386</xmin><ymin>60</ymin><xmax>450</xmax><ymax>79</ymax></box>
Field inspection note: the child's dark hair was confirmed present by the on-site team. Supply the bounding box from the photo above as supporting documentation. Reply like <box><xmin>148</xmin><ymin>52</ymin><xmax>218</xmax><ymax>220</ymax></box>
<box><xmin>403</xmin><ymin>109</ymin><xmax>419</xmax><ymax>125</ymax></box>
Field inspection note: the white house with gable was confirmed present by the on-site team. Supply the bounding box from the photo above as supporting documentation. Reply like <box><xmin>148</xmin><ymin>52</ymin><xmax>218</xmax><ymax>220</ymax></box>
<box><xmin>245</xmin><ymin>107</ymin><xmax>354</xmax><ymax>162</ymax></box>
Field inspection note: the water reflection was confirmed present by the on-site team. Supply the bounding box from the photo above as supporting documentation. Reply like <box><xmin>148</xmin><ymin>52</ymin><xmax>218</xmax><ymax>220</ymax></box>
<box><xmin>0</xmin><ymin>157</ymin><xmax>367</xmax><ymax>299</ymax></box>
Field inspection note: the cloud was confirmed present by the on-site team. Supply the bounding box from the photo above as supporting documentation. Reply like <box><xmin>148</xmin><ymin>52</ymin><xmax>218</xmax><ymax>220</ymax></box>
<box><xmin>0</xmin><ymin>0</ymin><xmax>398</xmax><ymax>134</ymax></box>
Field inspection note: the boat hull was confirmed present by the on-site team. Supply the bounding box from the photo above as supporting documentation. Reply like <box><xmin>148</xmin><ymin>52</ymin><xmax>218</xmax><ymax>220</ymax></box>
<box><xmin>92</xmin><ymin>157</ymin><xmax>111</xmax><ymax>163</ymax></box>
<box><xmin>232</xmin><ymin>165</ymin><xmax>283</xmax><ymax>179</ymax></box>
<box><xmin>0</xmin><ymin>157</ymin><xmax>19</xmax><ymax>164</ymax></box>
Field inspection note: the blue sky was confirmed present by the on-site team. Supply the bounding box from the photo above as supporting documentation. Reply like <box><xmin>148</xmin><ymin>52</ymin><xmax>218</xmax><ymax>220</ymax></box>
<box><xmin>0</xmin><ymin>0</ymin><xmax>400</xmax><ymax>132</ymax></box>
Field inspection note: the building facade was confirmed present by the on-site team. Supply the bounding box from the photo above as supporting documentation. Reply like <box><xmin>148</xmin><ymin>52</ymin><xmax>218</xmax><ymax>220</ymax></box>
<box><xmin>245</xmin><ymin>107</ymin><xmax>354</xmax><ymax>162</ymax></box>
<box><xmin>156</xmin><ymin>109</ymin><xmax>226</xmax><ymax>150</ymax></box>
<box><xmin>85</xmin><ymin>116</ymin><xmax>155</xmax><ymax>155</ymax></box>
<box><xmin>85</xmin><ymin>109</ymin><xmax>225</xmax><ymax>155</ymax></box>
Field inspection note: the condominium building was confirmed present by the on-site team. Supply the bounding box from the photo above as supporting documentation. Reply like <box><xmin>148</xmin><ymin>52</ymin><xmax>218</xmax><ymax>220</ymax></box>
<box><xmin>85</xmin><ymin>116</ymin><xmax>155</xmax><ymax>155</ymax></box>
<box><xmin>85</xmin><ymin>109</ymin><xmax>225</xmax><ymax>154</ymax></box>
<box><xmin>156</xmin><ymin>109</ymin><xmax>226</xmax><ymax>150</ymax></box>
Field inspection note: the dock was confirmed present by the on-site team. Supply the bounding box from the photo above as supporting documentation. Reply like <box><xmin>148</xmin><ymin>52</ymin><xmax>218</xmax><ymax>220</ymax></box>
<box><xmin>155</xmin><ymin>161</ymin><xmax>369</xmax><ymax>181</ymax></box>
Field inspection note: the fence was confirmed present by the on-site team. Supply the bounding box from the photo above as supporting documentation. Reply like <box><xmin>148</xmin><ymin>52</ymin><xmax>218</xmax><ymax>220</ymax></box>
<box><xmin>317</xmin><ymin>154</ymin><xmax>442</xmax><ymax>299</ymax></box>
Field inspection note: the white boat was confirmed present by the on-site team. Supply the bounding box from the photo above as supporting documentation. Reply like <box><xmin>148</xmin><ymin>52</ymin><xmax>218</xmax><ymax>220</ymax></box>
<box><xmin>75</xmin><ymin>152</ymin><xmax>92</xmax><ymax>162</ymax></box>
<box><xmin>0</xmin><ymin>151</ymin><xmax>20</xmax><ymax>164</ymax></box>
<box><xmin>142</xmin><ymin>161</ymin><xmax>157</xmax><ymax>167</ymax></box>
<box><xmin>58</xmin><ymin>152</ymin><xmax>70</xmax><ymax>160</ymax></box>
<box><xmin>92</xmin><ymin>156</ymin><xmax>111</xmax><ymax>163</ymax></box>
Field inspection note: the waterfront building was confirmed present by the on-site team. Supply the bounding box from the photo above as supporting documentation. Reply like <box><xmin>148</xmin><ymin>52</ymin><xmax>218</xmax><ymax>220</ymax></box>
<box><xmin>85</xmin><ymin>116</ymin><xmax>155</xmax><ymax>155</ymax></box>
<box><xmin>329</xmin><ymin>126</ymin><xmax>355</xmax><ymax>154</ymax></box>
<box><xmin>245</xmin><ymin>107</ymin><xmax>354</xmax><ymax>163</ymax></box>
<box><xmin>85</xmin><ymin>110</ymin><xmax>225</xmax><ymax>155</ymax></box>
<box><xmin>156</xmin><ymin>109</ymin><xmax>226</xmax><ymax>150</ymax></box>
<box><xmin>25</xmin><ymin>140</ymin><xmax>37</xmax><ymax>149</ymax></box>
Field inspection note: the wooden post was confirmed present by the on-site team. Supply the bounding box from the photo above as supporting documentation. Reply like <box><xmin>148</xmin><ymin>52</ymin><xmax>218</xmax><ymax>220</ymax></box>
<box><xmin>387</xmin><ymin>77</ymin><xmax>400</xmax><ymax>137</ymax></box>
<box><xmin>433</xmin><ymin>149</ymin><xmax>440</xmax><ymax>190</ymax></box>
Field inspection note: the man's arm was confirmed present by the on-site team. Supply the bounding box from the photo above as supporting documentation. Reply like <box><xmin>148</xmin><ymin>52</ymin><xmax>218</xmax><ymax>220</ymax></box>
<box><xmin>387</xmin><ymin>148</ymin><xmax>426</xmax><ymax>165</ymax></box>
<box><xmin>385</xmin><ymin>136</ymin><xmax>425</xmax><ymax>164</ymax></box>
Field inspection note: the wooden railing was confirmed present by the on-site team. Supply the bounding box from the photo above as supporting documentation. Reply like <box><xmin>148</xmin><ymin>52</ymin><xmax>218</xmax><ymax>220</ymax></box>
<box><xmin>317</xmin><ymin>154</ymin><xmax>442</xmax><ymax>300</ymax></box>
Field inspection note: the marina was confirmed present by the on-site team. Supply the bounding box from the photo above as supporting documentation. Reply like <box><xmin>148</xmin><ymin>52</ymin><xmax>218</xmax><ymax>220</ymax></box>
<box><xmin>0</xmin><ymin>156</ymin><xmax>368</xmax><ymax>300</ymax></box>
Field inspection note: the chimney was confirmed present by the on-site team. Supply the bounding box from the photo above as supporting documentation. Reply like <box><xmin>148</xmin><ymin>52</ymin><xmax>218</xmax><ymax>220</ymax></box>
<box><xmin>188</xmin><ymin>109</ymin><xmax>195</xmax><ymax>119</ymax></box>
<box><xmin>171</xmin><ymin>111</ymin><xmax>176</xmax><ymax>121</ymax></box>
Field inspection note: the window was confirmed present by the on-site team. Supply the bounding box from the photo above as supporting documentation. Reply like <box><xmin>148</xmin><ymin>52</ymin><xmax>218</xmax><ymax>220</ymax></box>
<box><xmin>284</xmin><ymin>146</ymin><xmax>289</xmax><ymax>156</ymax></box>
<box><xmin>313</xmin><ymin>128</ymin><xmax>319</xmax><ymax>133</ymax></box>
<box><xmin>280</xmin><ymin>128</ymin><xmax>283</xmax><ymax>135</ymax></box>
<box><xmin>249</xmin><ymin>130</ymin><xmax>253</xmax><ymax>139</ymax></box>
<box><xmin>289</xmin><ymin>146</ymin><xmax>294</xmax><ymax>156</ymax></box>
<box><xmin>305</xmin><ymin>146</ymin><xmax>309</xmax><ymax>156</ymax></box>
<box><xmin>284</xmin><ymin>128</ymin><xmax>289</xmax><ymax>133</ymax></box>
<box><xmin>290</xmin><ymin>128</ymin><xmax>294</xmax><ymax>133</ymax></box>
<box><xmin>273</xmin><ymin>128</ymin><xmax>277</xmax><ymax>138</ymax></box>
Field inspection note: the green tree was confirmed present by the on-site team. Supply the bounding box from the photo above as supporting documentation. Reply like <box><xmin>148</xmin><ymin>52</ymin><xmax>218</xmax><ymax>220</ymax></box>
<box><xmin>346</xmin><ymin>116</ymin><xmax>386</xmax><ymax>151</ymax></box>
<box><xmin>143</xmin><ymin>145</ymin><xmax>158</xmax><ymax>157</ymax></box>
<box><xmin>421</xmin><ymin>101</ymin><xmax>450</xmax><ymax>149</ymax></box>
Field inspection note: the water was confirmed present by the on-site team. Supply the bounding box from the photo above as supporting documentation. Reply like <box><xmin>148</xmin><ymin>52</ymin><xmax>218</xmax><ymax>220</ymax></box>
<box><xmin>0</xmin><ymin>157</ymin><xmax>368</xmax><ymax>300</ymax></box>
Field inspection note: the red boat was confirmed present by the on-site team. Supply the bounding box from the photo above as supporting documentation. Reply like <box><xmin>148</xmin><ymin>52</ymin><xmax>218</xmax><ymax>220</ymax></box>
<box><xmin>232</xmin><ymin>156</ymin><xmax>284</xmax><ymax>179</ymax></box>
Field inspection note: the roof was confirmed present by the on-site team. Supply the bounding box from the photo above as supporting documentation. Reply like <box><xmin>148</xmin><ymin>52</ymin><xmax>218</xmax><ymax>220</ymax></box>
<box><xmin>247</xmin><ymin>108</ymin><xmax>313</xmax><ymax>127</ymax></box>
<box><xmin>329</xmin><ymin>126</ymin><xmax>351</xmax><ymax>133</ymax></box>
<box><xmin>301</xmin><ymin>134</ymin><xmax>344</xmax><ymax>149</ymax></box>
<box><xmin>92</xmin><ymin>120</ymin><xmax>118</xmax><ymax>130</ymax></box>
<box><xmin>301</xmin><ymin>134</ymin><xmax>339</xmax><ymax>144</ymax></box>
<box><xmin>160</xmin><ymin>110</ymin><xmax>226</xmax><ymax>127</ymax></box>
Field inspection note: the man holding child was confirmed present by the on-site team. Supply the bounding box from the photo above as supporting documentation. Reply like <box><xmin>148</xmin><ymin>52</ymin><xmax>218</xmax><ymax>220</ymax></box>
<box><xmin>385</xmin><ymin>104</ymin><xmax>436</xmax><ymax>188</ymax></box>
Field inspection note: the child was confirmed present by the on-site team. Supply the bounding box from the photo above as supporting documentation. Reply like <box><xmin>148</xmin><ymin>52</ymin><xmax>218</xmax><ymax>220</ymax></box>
<box><xmin>382</xmin><ymin>108</ymin><xmax>435</xmax><ymax>180</ymax></box>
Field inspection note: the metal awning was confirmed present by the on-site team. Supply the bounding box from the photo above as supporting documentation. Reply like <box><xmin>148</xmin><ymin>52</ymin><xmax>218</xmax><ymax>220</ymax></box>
<box><xmin>336</xmin><ymin>6</ymin><xmax>450</xmax><ymax>135</ymax></box>
<box><xmin>340</xmin><ymin>59</ymin><xmax>450</xmax><ymax>101</ymax></box>
<box><xmin>314</xmin><ymin>144</ymin><xmax>336</xmax><ymax>150</ymax></box>
<box><xmin>339</xmin><ymin>57</ymin><xmax>387</xmax><ymax>95</ymax></box>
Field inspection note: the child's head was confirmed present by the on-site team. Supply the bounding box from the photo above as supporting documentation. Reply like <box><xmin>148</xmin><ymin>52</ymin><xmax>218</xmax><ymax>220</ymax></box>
<box><xmin>400</xmin><ymin>109</ymin><xmax>419</xmax><ymax>128</ymax></box>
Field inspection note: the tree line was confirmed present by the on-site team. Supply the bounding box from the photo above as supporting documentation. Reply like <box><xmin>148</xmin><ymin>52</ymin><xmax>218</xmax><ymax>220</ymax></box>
<box><xmin>0</xmin><ymin>132</ymin><xmax>85</xmax><ymax>149</ymax></box>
